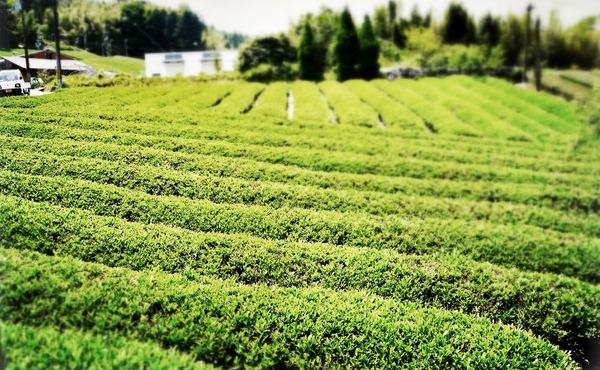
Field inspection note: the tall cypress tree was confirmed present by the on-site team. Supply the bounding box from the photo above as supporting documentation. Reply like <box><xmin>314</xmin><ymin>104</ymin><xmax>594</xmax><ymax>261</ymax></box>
<box><xmin>334</xmin><ymin>7</ymin><xmax>360</xmax><ymax>82</ymax></box>
<box><xmin>442</xmin><ymin>3</ymin><xmax>471</xmax><ymax>45</ymax></box>
<box><xmin>298</xmin><ymin>19</ymin><xmax>323</xmax><ymax>81</ymax></box>
<box><xmin>358</xmin><ymin>16</ymin><xmax>380</xmax><ymax>80</ymax></box>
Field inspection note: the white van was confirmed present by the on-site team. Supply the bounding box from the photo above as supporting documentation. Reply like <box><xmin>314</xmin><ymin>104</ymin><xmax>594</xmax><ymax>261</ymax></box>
<box><xmin>0</xmin><ymin>69</ymin><xmax>30</xmax><ymax>96</ymax></box>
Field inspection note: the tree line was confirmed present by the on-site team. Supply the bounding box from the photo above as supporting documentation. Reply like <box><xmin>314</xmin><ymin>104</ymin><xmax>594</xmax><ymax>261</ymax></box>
<box><xmin>240</xmin><ymin>1</ymin><xmax>599</xmax><ymax>82</ymax></box>
<box><xmin>239</xmin><ymin>8</ymin><xmax>380</xmax><ymax>82</ymax></box>
<box><xmin>1</xmin><ymin>0</ymin><xmax>597</xmax><ymax>79</ymax></box>
<box><xmin>0</xmin><ymin>0</ymin><xmax>245</xmax><ymax>58</ymax></box>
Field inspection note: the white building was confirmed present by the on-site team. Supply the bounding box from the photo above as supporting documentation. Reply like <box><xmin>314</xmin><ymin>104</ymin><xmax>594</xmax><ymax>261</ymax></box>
<box><xmin>144</xmin><ymin>50</ymin><xmax>238</xmax><ymax>77</ymax></box>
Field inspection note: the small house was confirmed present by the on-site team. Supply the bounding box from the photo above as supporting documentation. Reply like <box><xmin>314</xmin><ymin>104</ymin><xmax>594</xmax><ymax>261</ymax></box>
<box><xmin>144</xmin><ymin>50</ymin><xmax>238</xmax><ymax>78</ymax></box>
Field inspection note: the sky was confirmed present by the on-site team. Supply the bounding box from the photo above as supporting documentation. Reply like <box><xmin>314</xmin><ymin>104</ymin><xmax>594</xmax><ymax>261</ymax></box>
<box><xmin>146</xmin><ymin>0</ymin><xmax>599</xmax><ymax>36</ymax></box>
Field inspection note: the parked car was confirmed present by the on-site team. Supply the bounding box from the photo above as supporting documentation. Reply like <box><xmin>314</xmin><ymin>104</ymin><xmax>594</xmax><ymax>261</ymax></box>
<box><xmin>0</xmin><ymin>69</ymin><xmax>30</xmax><ymax>96</ymax></box>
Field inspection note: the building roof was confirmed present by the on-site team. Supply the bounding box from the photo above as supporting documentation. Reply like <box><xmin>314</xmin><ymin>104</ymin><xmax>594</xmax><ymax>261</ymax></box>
<box><xmin>26</xmin><ymin>48</ymin><xmax>76</xmax><ymax>60</ymax></box>
<box><xmin>0</xmin><ymin>56</ymin><xmax>93</xmax><ymax>73</ymax></box>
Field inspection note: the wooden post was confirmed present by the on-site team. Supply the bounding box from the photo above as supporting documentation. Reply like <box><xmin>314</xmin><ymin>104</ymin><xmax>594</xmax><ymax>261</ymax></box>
<box><xmin>53</xmin><ymin>0</ymin><xmax>62</xmax><ymax>88</ymax></box>
<box><xmin>534</xmin><ymin>17</ymin><xmax>542</xmax><ymax>91</ymax></box>
<box><xmin>523</xmin><ymin>4</ymin><xmax>533</xmax><ymax>83</ymax></box>
<box><xmin>19</xmin><ymin>2</ymin><xmax>31</xmax><ymax>82</ymax></box>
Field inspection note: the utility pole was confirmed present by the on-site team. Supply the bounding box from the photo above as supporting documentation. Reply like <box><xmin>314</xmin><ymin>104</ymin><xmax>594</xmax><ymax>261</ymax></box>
<box><xmin>534</xmin><ymin>17</ymin><xmax>542</xmax><ymax>91</ymax></box>
<box><xmin>523</xmin><ymin>4</ymin><xmax>533</xmax><ymax>84</ymax></box>
<box><xmin>0</xmin><ymin>0</ymin><xmax>9</xmax><ymax>49</ymax></box>
<box><xmin>52</xmin><ymin>0</ymin><xmax>62</xmax><ymax>88</ymax></box>
<box><xmin>15</xmin><ymin>1</ymin><xmax>30</xmax><ymax>82</ymax></box>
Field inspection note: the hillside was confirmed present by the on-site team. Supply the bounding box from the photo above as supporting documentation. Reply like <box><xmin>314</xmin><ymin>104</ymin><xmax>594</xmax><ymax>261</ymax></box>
<box><xmin>0</xmin><ymin>77</ymin><xmax>598</xmax><ymax>368</ymax></box>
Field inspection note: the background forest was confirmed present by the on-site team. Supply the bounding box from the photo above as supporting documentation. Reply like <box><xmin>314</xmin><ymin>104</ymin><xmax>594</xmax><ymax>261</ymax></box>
<box><xmin>0</xmin><ymin>0</ymin><xmax>598</xmax><ymax>78</ymax></box>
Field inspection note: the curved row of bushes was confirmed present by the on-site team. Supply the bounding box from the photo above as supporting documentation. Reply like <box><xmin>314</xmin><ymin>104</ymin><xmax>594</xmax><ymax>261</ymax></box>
<box><xmin>1</xmin><ymin>248</ymin><xmax>578</xmax><ymax>369</ymax></box>
<box><xmin>1</xmin><ymin>149</ymin><xmax>597</xmax><ymax>236</ymax></box>
<box><xmin>0</xmin><ymin>172</ymin><xmax>597</xmax><ymax>282</ymax></box>
<box><xmin>1</xmin><ymin>133</ymin><xmax>598</xmax><ymax>214</ymax></box>
<box><xmin>0</xmin><ymin>322</ymin><xmax>212</xmax><ymax>370</ymax></box>
<box><xmin>1</xmin><ymin>195</ymin><xmax>598</xmax><ymax>354</ymax></box>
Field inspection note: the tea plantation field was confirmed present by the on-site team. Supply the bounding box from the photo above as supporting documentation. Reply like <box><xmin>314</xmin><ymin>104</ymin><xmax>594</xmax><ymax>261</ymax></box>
<box><xmin>0</xmin><ymin>76</ymin><xmax>598</xmax><ymax>369</ymax></box>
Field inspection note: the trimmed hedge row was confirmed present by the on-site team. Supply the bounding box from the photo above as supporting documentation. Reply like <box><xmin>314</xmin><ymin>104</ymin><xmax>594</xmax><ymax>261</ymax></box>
<box><xmin>1</xmin><ymin>134</ymin><xmax>598</xmax><ymax>213</ymax></box>
<box><xmin>5</xmin><ymin>104</ymin><xmax>594</xmax><ymax>165</ymax></box>
<box><xmin>0</xmin><ymin>172</ymin><xmax>597</xmax><ymax>282</ymax></box>
<box><xmin>1</xmin><ymin>149</ymin><xmax>597</xmax><ymax>236</ymax></box>
<box><xmin>412</xmin><ymin>78</ymin><xmax>534</xmax><ymax>141</ymax></box>
<box><xmin>207</xmin><ymin>82</ymin><xmax>265</xmax><ymax>114</ymax></box>
<box><xmin>373</xmin><ymin>79</ymin><xmax>483</xmax><ymax>137</ymax></box>
<box><xmin>0</xmin><ymin>123</ymin><xmax>596</xmax><ymax>190</ymax></box>
<box><xmin>0</xmin><ymin>322</ymin><xmax>212</xmax><ymax>370</ymax></box>
<box><xmin>344</xmin><ymin>79</ymin><xmax>427</xmax><ymax>130</ymax></box>
<box><xmin>248</xmin><ymin>82</ymin><xmax>289</xmax><ymax>119</ymax></box>
<box><xmin>1</xmin><ymin>195</ymin><xmax>598</xmax><ymax>354</ymax></box>
<box><xmin>3</xmin><ymin>114</ymin><xmax>596</xmax><ymax>176</ymax></box>
<box><xmin>169</xmin><ymin>83</ymin><xmax>235</xmax><ymax>112</ymax></box>
<box><xmin>12</xmin><ymin>108</ymin><xmax>600</xmax><ymax>174</ymax></box>
<box><xmin>319</xmin><ymin>81</ymin><xmax>380</xmax><ymax>127</ymax></box>
<box><xmin>451</xmin><ymin>76</ymin><xmax>580</xmax><ymax>135</ymax></box>
<box><xmin>427</xmin><ymin>78</ymin><xmax>566</xmax><ymax>143</ymax></box>
<box><xmin>3</xmin><ymin>81</ymin><xmax>590</xmax><ymax>159</ymax></box>
<box><xmin>0</xmin><ymin>248</ymin><xmax>578</xmax><ymax>369</ymax></box>
<box><xmin>482</xmin><ymin>76</ymin><xmax>584</xmax><ymax>126</ymax></box>
<box><xmin>291</xmin><ymin>80</ymin><xmax>331</xmax><ymax>123</ymax></box>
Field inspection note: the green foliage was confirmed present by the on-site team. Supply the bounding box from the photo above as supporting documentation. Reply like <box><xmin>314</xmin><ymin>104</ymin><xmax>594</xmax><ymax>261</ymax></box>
<box><xmin>207</xmin><ymin>82</ymin><xmax>264</xmax><ymax>114</ymax></box>
<box><xmin>241</xmin><ymin>63</ymin><xmax>297</xmax><ymax>83</ymax></box>
<box><xmin>289</xmin><ymin>8</ymin><xmax>339</xmax><ymax>70</ymax></box>
<box><xmin>238</xmin><ymin>35</ymin><xmax>297</xmax><ymax>73</ymax></box>
<box><xmin>291</xmin><ymin>80</ymin><xmax>330</xmax><ymax>123</ymax></box>
<box><xmin>333</xmin><ymin>8</ymin><xmax>360</xmax><ymax>81</ymax></box>
<box><xmin>411</xmin><ymin>77</ymin><xmax>533</xmax><ymax>141</ymax></box>
<box><xmin>378</xmin><ymin>39</ymin><xmax>402</xmax><ymax>65</ymax></box>
<box><xmin>372</xmin><ymin>5</ymin><xmax>391</xmax><ymax>40</ymax></box>
<box><xmin>0</xmin><ymin>249</ymin><xmax>579</xmax><ymax>369</ymax></box>
<box><xmin>298</xmin><ymin>20</ymin><xmax>324</xmax><ymax>81</ymax></box>
<box><xmin>544</xmin><ymin>11</ymin><xmax>571</xmax><ymax>69</ymax></box>
<box><xmin>0</xmin><ymin>122</ymin><xmax>597</xmax><ymax>216</ymax></box>
<box><xmin>500</xmin><ymin>14</ymin><xmax>524</xmax><ymax>67</ymax></box>
<box><xmin>358</xmin><ymin>16</ymin><xmax>380</xmax><ymax>80</ymax></box>
<box><xmin>567</xmin><ymin>17</ymin><xmax>600</xmax><ymax>69</ymax></box>
<box><xmin>248</xmin><ymin>82</ymin><xmax>289</xmax><ymax>119</ymax></box>
<box><xmin>0</xmin><ymin>170</ymin><xmax>598</xmax><ymax>282</ymax></box>
<box><xmin>0</xmin><ymin>77</ymin><xmax>598</xmax><ymax>367</ymax></box>
<box><xmin>442</xmin><ymin>3</ymin><xmax>476</xmax><ymax>45</ymax></box>
<box><xmin>0</xmin><ymin>322</ymin><xmax>212</xmax><ymax>370</ymax></box>
<box><xmin>374</xmin><ymin>79</ymin><xmax>482</xmax><ymax>137</ymax></box>
<box><xmin>0</xmin><ymin>196</ymin><xmax>598</xmax><ymax>354</ymax></box>
<box><xmin>406</xmin><ymin>27</ymin><xmax>443</xmax><ymax>67</ymax></box>
<box><xmin>319</xmin><ymin>81</ymin><xmax>379</xmax><ymax>126</ymax></box>
<box><xmin>478</xmin><ymin>13</ymin><xmax>501</xmax><ymax>48</ymax></box>
<box><xmin>466</xmin><ymin>76</ymin><xmax>584</xmax><ymax>132</ymax></box>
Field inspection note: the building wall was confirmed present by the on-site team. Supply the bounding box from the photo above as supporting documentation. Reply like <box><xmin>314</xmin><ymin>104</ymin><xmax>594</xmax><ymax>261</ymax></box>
<box><xmin>145</xmin><ymin>50</ymin><xmax>238</xmax><ymax>78</ymax></box>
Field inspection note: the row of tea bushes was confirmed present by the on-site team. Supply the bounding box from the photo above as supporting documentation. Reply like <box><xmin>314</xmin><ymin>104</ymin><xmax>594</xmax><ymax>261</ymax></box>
<box><xmin>1</xmin><ymin>248</ymin><xmax>578</xmax><ymax>369</ymax></box>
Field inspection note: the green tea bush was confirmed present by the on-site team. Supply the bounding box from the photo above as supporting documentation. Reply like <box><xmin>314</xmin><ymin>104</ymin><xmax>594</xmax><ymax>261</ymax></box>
<box><xmin>0</xmin><ymin>172</ymin><xmax>597</xmax><ymax>282</ymax></box>
<box><xmin>207</xmin><ymin>82</ymin><xmax>265</xmax><ymax>114</ymax></box>
<box><xmin>1</xmin><ymin>133</ymin><xmax>598</xmax><ymax>214</ymax></box>
<box><xmin>0</xmin><ymin>249</ymin><xmax>578</xmax><ymax>369</ymax></box>
<box><xmin>248</xmin><ymin>82</ymin><xmax>289</xmax><ymax>119</ymax></box>
<box><xmin>0</xmin><ymin>196</ymin><xmax>598</xmax><ymax>354</ymax></box>
<box><xmin>319</xmin><ymin>81</ymin><xmax>379</xmax><ymax>127</ymax></box>
<box><xmin>291</xmin><ymin>80</ymin><xmax>331</xmax><ymax>123</ymax></box>
<box><xmin>0</xmin><ymin>322</ymin><xmax>212</xmax><ymax>370</ymax></box>
<box><xmin>373</xmin><ymin>79</ymin><xmax>483</xmax><ymax>136</ymax></box>
<box><xmin>344</xmin><ymin>79</ymin><xmax>427</xmax><ymax>130</ymax></box>
<box><xmin>1</xmin><ymin>149</ymin><xmax>597</xmax><ymax>236</ymax></box>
